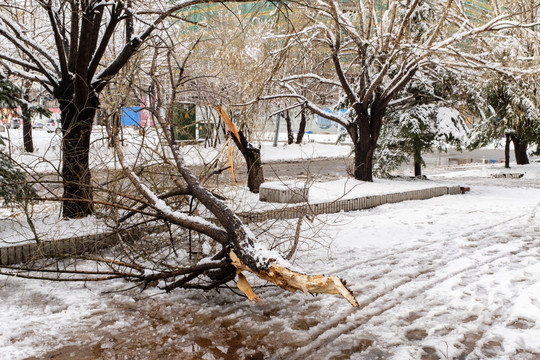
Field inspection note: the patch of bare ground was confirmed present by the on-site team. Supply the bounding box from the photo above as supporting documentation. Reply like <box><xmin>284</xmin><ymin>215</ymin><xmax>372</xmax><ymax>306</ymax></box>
<box><xmin>421</xmin><ymin>346</ymin><xmax>440</xmax><ymax>360</ymax></box>
<box><xmin>25</xmin><ymin>298</ymin><xmax>277</xmax><ymax>360</ymax></box>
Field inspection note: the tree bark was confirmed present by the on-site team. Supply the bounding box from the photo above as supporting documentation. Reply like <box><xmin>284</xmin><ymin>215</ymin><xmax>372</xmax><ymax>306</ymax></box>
<box><xmin>348</xmin><ymin>110</ymin><xmax>384</xmax><ymax>182</ymax></box>
<box><xmin>21</xmin><ymin>87</ymin><xmax>34</xmax><ymax>153</ymax></box>
<box><xmin>285</xmin><ymin>111</ymin><xmax>294</xmax><ymax>145</ymax></box>
<box><xmin>504</xmin><ymin>133</ymin><xmax>511</xmax><ymax>168</ymax></box>
<box><xmin>21</xmin><ymin>105</ymin><xmax>33</xmax><ymax>153</ymax></box>
<box><xmin>352</xmin><ymin>141</ymin><xmax>374</xmax><ymax>181</ymax></box>
<box><xmin>413</xmin><ymin>139</ymin><xmax>423</xmax><ymax>177</ymax></box>
<box><xmin>511</xmin><ymin>135</ymin><xmax>529</xmax><ymax>165</ymax></box>
<box><xmin>296</xmin><ymin>107</ymin><xmax>307</xmax><ymax>144</ymax></box>
<box><xmin>60</xmin><ymin>100</ymin><xmax>96</xmax><ymax>218</ymax></box>
<box><xmin>231</xmin><ymin>130</ymin><xmax>264</xmax><ymax>193</ymax></box>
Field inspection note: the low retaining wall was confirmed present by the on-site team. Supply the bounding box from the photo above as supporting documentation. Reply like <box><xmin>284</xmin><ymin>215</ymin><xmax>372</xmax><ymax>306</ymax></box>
<box><xmin>259</xmin><ymin>182</ymin><xmax>309</xmax><ymax>203</ymax></box>
<box><xmin>0</xmin><ymin>186</ymin><xmax>462</xmax><ymax>266</ymax></box>
<box><xmin>238</xmin><ymin>186</ymin><xmax>462</xmax><ymax>223</ymax></box>
<box><xmin>0</xmin><ymin>232</ymin><xmax>118</xmax><ymax>266</ymax></box>
<box><xmin>0</xmin><ymin>225</ymin><xmax>166</xmax><ymax>266</ymax></box>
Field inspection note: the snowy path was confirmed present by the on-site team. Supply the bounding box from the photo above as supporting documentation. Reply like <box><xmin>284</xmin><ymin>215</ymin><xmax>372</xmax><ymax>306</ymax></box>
<box><xmin>286</xmin><ymin>201</ymin><xmax>540</xmax><ymax>359</ymax></box>
<box><xmin>2</xmin><ymin>184</ymin><xmax>540</xmax><ymax>359</ymax></box>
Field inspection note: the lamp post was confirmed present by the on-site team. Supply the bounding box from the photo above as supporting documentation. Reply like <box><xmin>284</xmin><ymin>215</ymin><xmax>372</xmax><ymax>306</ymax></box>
<box><xmin>273</xmin><ymin>112</ymin><xmax>281</xmax><ymax>147</ymax></box>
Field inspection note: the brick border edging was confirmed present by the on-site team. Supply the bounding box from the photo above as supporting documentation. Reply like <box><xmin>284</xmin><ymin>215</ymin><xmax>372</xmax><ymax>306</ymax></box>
<box><xmin>0</xmin><ymin>225</ymin><xmax>167</xmax><ymax>266</ymax></box>
<box><xmin>0</xmin><ymin>186</ymin><xmax>462</xmax><ymax>266</ymax></box>
<box><xmin>238</xmin><ymin>186</ymin><xmax>462</xmax><ymax>223</ymax></box>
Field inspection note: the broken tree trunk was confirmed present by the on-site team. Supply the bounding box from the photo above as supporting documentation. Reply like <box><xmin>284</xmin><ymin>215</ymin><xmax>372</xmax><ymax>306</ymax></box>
<box><xmin>113</xmin><ymin>100</ymin><xmax>358</xmax><ymax>306</ymax></box>
<box><xmin>216</xmin><ymin>106</ymin><xmax>264</xmax><ymax>193</ymax></box>
<box><xmin>230</xmin><ymin>250</ymin><xmax>359</xmax><ymax>307</ymax></box>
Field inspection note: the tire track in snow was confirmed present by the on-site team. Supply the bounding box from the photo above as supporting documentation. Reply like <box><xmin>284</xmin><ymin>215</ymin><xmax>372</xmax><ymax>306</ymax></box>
<box><xmin>421</xmin><ymin>235</ymin><xmax>540</xmax><ymax>359</ymax></box>
<box><xmin>328</xmin><ymin>211</ymin><xmax>526</xmax><ymax>277</ymax></box>
<box><xmin>262</xmin><ymin>206</ymin><xmax>538</xmax><ymax>356</ymax></box>
<box><xmin>284</xmin><ymin>207</ymin><xmax>540</xmax><ymax>359</ymax></box>
<box><xmin>290</xmin><ymin>241</ymin><xmax>538</xmax><ymax>358</ymax></box>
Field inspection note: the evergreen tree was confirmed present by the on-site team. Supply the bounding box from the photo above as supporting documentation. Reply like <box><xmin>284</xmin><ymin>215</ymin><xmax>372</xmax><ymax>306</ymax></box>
<box><xmin>0</xmin><ymin>75</ymin><xmax>35</xmax><ymax>205</ymax></box>
<box><xmin>0</xmin><ymin>74</ymin><xmax>21</xmax><ymax>109</ymax></box>
<box><xmin>469</xmin><ymin>77</ymin><xmax>540</xmax><ymax>166</ymax></box>
<box><xmin>0</xmin><ymin>137</ymin><xmax>36</xmax><ymax>205</ymax></box>
<box><xmin>375</xmin><ymin>71</ymin><xmax>469</xmax><ymax>177</ymax></box>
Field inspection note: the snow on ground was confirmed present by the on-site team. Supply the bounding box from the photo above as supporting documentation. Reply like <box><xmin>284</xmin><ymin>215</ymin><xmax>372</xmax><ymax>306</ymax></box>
<box><xmin>225</xmin><ymin>177</ymin><xmax>457</xmax><ymax>215</ymax></box>
<box><xmin>2</xmin><ymin>128</ymin><xmax>351</xmax><ymax>174</ymax></box>
<box><xmin>0</xmin><ymin>207</ymin><xmax>110</xmax><ymax>247</ymax></box>
<box><xmin>260</xmin><ymin>142</ymin><xmax>351</xmax><ymax>162</ymax></box>
<box><xmin>307</xmin><ymin>178</ymin><xmax>451</xmax><ymax>203</ymax></box>
<box><xmin>0</xmin><ymin>176</ymin><xmax>451</xmax><ymax>247</ymax></box>
<box><xmin>2</xmin><ymin>130</ymin><xmax>540</xmax><ymax>359</ymax></box>
<box><xmin>1</xmin><ymin>169</ymin><xmax>540</xmax><ymax>359</ymax></box>
<box><xmin>426</xmin><ymin>161</ymin><xmax>540</xmax><ymax>180</ymax></box>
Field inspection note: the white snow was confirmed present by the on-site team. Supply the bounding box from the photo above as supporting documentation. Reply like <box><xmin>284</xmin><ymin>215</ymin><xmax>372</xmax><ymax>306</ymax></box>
<box><xmin>1</xmin><ymin>129</ymin><xmax>540</xmax><ymax>359</ymax></box>
<box><xmin>307</xmin><ymin>178</ymin><xmax>451</xmax><ymax>203</ymax></box>
<box><xmin>2</xmin><ymin>128</ymin><xmax>351</xmax><ymax>174</ymax></box>
<box><xmin>0</xmin><ymin>212</ymin><xmax>108</xmax><ymax>247</ymax></box>
<box><xmin>260</xmin><ymin>142</ymin><xmax>351</xmax><ymax>162</ymax></box>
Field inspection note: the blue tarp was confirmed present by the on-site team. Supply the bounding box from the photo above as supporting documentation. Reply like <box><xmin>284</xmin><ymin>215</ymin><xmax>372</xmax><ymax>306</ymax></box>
<box><xmin>315</xmin><ymin>108</ymin><xmax>346</xmax><ymax>129</ymax></box>
<box><xmin>121</xmin><ymin>107</ymin><xmax>140</xmax><ymax>126</ymax></box>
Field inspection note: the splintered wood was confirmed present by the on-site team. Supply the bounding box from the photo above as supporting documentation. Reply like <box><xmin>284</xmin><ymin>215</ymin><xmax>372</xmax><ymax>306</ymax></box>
<box><xmin>215</xmin><ymin>105</ymin><xmax>241</xmax><ymax>143</ymax></box>
<box><xmin>230</xmin><ymin>250</ymin><xmax>359</xmax><ymax>307</ymax></box>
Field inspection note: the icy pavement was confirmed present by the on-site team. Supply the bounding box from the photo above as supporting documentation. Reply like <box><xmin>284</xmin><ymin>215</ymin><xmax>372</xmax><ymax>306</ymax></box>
<box><xmin>1</xmin><ymin>165</ymin><xmax>540</xmax><ymax>359</ymax></box>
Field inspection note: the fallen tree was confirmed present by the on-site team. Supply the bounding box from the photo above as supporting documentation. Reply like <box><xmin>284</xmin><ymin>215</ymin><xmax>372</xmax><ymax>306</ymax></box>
<box><xmin>107</xmin><ymin>76</ymin><xmax>357</xmax><ymax>305</ymax></box>
<box><xmin>0</xmin><ymin>43</ymin><xmax>358</xmax><ymax>307</ymax></box>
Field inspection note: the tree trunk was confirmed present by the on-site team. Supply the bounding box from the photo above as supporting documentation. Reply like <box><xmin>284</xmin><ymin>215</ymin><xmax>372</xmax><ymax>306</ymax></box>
<box><xmin>349</xmin><ymin>111</ymin><xmax>383</xmax><ymax>182</ymax></box>
<box><xmin>231</xmin><ymin>129</ymin><xmax>264</xmax><ymax>193</ymax></box>
<box><xmin>352</xmin><ymin>141</ymin><xmax>373</xmax><ymax>181</ymax></box>
<box><xmin>246</xmin><ymin>150</ymin><xmax>264</xmax><ymax>193</ymax></box>
<box><xmin>60</xmin><ymin>101</ymin><xmax>96</xmax><ymax>218</ymax></box>
<box><xmin>511</xmin><ymin>136</ymin><xmax>529</xmax><ymax>165</ymax></box>
<box><xmin>504</xmin><ymin>133</ymin><xmax>510</xmax><ymax>168</ymax></box>
<box><xmin>296</xmin><ymin>107</ymin><xmax>307</xmax><ymax>144</ymax></box>
<box><xmin>285</xmin><ymin>111</ymin><xmax>294</xmax><ymax>145</ymax></box>
<box><xmin>413</xmin><ymin>138</ymin><xmax>423</xmax><ymax>176</ymax></box>
<box><xmin>21</xmin><ymin>106</ymin><xmax>33</xmax><ymax>153</ymax></box>
<box><xmin>215</xmin><ymin>106</ymin><xmax>264</xmax><ymax>192</ymax></box>
<box><xmin>21</xmin><ymin>88</ymin><xmax>33</xmax><ymax>153</ymax></box>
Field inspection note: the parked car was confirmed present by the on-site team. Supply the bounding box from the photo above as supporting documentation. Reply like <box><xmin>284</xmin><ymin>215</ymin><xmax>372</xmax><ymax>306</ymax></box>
<box><xmin>32</xmin><ymin>120</ymin><xmax>44</xmax><ymax>129</ymax></box>
<box><xmin>45</xmin><ymin>119</ymin><xmax>61</xmax><ymax>133</ymax></box>
<box><xmin>10</xmin><ymin>118</ymin><xmax>21</xmax><ymax>129</ymax></box>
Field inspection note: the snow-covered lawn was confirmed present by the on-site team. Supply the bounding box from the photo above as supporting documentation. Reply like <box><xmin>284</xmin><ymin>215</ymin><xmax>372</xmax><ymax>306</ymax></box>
<box><xmin>2</xmin><ymin>128</ymin><xmax>351</xmax><ymax>174</ymax></box>
<box><xmin>0</xmin><ymin>173</ymin><xmax>456</xmax><ymax>247</ymax></box>
<box><xmin>2</xmin><ymin>129</ymin><xmax>540</xmax><ymax>359</ymax></box>
<box><xmin>2</xmin><ymin>167</ymin><xmax>540</xmax><ymax>359</ymax></box>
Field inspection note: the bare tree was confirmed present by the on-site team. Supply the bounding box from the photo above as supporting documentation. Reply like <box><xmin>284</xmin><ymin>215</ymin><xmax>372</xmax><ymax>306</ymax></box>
<box><xmin>0</xmin><ymin>0</ymin><xmax>280</xmax><ymax>218</ymax></box>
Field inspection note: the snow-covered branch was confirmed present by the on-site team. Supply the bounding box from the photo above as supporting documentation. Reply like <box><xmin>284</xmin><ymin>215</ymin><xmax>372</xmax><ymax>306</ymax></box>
<box><xmin>280</xmin><ymin>73</ymin><xmax>341</xmax><ymax>87</ymax></box>
<box><xmin>0</xmin><ymin>19</ymin><xmax>59</xmax><ymax>88</ymax></box>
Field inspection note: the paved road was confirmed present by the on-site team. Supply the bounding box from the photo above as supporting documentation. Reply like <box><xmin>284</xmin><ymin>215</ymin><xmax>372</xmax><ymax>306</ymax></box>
<box><xmin>257</xmin><ymin>148</ymin><xmax>539</xmax><ymax>182</ymax></box>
